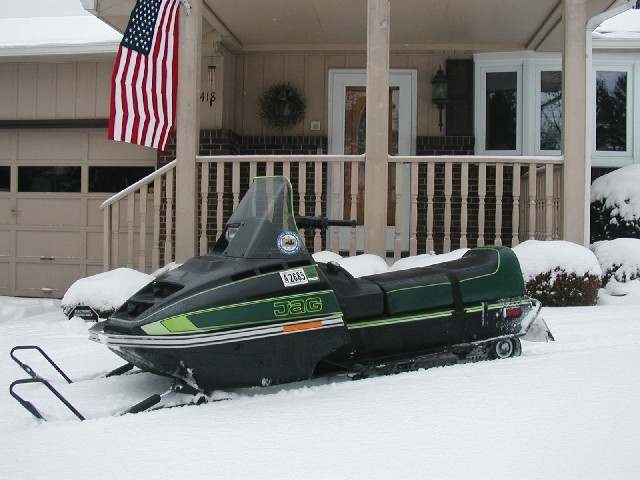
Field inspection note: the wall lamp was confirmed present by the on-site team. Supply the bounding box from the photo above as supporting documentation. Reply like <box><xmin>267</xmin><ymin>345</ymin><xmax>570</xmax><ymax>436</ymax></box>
<box><xmin>431</xmin><ymin>66</ymin><xmax>449</xmax><ymax>132</ymax></box>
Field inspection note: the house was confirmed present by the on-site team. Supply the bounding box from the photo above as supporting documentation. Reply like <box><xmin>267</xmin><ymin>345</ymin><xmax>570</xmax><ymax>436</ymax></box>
<box><xmin>1</xmin><ymin>0</ymin><xmax>638</xmax><ymax>298</ymax></box>
<box><xmin>0</xmin><ymin>13</ymin><xmax>143</xmax><ymax>297</ymax></box>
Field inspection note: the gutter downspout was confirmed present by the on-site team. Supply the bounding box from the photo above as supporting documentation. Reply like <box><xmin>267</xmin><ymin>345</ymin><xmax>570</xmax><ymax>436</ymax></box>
<box><xmin>583</xmin><ymin>0</ymin><xmax>635</xmax><ymax>243</ymax></box>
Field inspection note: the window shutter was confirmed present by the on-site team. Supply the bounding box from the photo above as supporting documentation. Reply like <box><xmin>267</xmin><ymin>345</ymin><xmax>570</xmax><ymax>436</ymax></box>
<box><xmin>445</xmin><ymin>59</ymin><xmax>474</xmax><ymax>136</ymax></box>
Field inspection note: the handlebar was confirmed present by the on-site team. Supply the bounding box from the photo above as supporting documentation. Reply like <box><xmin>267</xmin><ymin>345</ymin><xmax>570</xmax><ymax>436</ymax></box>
<box><xmin>325</xmin><ymin>219</ymin><xmax>357</xmax><ymax>228</ymax></box>
<box><xmin>295</xmin><ymin>216</ymin><xmax>357</xmax><ymax>230</ymax></box>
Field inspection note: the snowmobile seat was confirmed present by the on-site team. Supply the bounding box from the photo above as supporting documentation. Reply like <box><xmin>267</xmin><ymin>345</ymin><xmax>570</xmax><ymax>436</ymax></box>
<box><xmin>317</xmin><ymin>262</ymin><xmax>385</xmax><ymax>320</ymax></box>
<box><xmin>362</xmin><ymin>247</ymin><xmax>526</xmax><ymax>315</ymax></box>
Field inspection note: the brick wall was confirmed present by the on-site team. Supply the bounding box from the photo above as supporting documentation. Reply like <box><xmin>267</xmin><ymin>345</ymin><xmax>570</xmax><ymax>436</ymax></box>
<box><xmin>235</xmin><ymin>135</ymin><xmax>326</xmax><ymax>155</ymax></box>
<box><xmin>158</xmin><ymin>130</ymin><xmax>327</xmax><ymax>164</ymax></box>
<box><xmin>416</xmin><ymin>136</ymin><xmax>475</xmax><ymax>156</ymax></box>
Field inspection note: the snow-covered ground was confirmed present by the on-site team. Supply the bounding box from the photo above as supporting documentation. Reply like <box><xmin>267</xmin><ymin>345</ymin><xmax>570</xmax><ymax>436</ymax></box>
<box><xmin>2</xmin><ymin>246</ymin><xmax>640</xmax><ymax>479</ymax></box>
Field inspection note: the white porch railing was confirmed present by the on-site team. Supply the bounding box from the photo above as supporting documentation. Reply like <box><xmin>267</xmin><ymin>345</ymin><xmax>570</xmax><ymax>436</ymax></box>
<box><xmin>100</xmin><ymin>155</ymin><xmax>563</xmax><ymax>272</ymax></box>
<box><xmin>100</xmin><ymin>160</ymin><xmax>176</xmax><ymax>272</ymax></box>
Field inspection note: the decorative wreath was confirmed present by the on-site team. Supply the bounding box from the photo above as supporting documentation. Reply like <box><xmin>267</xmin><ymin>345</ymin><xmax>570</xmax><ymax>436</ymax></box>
<box><xmin>258</xmin><ymin>82</ymin><xmax>307</xmax><ymax>130</ymax></box>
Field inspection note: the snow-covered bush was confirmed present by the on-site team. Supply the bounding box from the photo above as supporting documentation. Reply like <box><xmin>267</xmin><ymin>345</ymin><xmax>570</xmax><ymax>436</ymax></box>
<box><xmin>61</xmin><ymin>268</ymin><xmax>154</xmax><ymax>318</ymax></box>
<box><xmin>591</xmin><ymin>238</ymin><xmax>640</xmax><ymax>285</ymax></box>
<box><xmin>513</xmin><ymin>240</ymin><xmax>602</xmax><ymax>307</ymax></box>
<box><xmin>590</xmin><ymin>165</ymin><xmax>640</xmax><ymax>242</ymax></box>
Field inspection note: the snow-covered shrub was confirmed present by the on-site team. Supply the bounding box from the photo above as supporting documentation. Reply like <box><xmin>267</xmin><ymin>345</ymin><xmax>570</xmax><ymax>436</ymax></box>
<box><xmin>591</xmin><ymin>238</ymin><xmax>640</xmax><ymax>285</ymax></box>
<box><xmin>590</xmin><ymin>165</ymin><xmax>640</xmax><ymax>242</ymax></box>
<box><xmin>513</xmin><ymin>240</ymin><xmax>602</xmax><ymax>307</ymax></box>
<box><xmin>61</xmin><ymin>268</ymin><xmax>154</xmax><ymax>318</ymax></box>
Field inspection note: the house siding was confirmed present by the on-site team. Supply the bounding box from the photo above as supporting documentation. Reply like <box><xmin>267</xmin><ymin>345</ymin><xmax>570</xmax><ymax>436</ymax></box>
<box><xmin>230</xmin><ymin>52</ymin><xmax>472</xmax><ymax>137</ymax></box>
<box><xmin>0</xmin><ymin>61</ymin><xmax>113</xmax><ymax>120</ymax></box>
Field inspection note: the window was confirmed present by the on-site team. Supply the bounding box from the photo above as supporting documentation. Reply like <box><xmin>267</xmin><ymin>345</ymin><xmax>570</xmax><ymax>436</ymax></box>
<box><xmin>88</xmin><ymin>166</ymin><xmax>154</xmax><ymax>193</ymax></box>
<box><xmin>539</xmin><ymin>71</ymin><xmax>562</xmax><ymax>151</ymax></box>
<box><xmin>0</xmin><ymin>166</ymin><xmax>9</xmax><ymax>192</ymax></box>
<box><xmin>18</xmin><ymin>166</ymin><xmax>81</xmax><ymax>192</ymax></box>
<box><xmin>477</xmin><ymin>53</ymin><xmax>639</xmax><ymax>166</ymax></box>
<box><xmin>591</xmin><ymin>60</ymin><xmax>635</xmax><ymax>167</ymax></box>
<box><xmin>595</xmin><ymin>70</ymin><xmax>627</xmax><ymax>152</ymax></box>
<box><xmin>476</xmin><ymin>53</ymin><xmax>564</xmax><ymax>156</ymax></box>
<box><xmin>485</xmin><ymin>71</ymin><xmax>518</xmax><ymax>151</ymax></box>
<box><xmin>474</xmin><ymin>56</ymin><xmax>524</xmax><ymax>155</ymax></box>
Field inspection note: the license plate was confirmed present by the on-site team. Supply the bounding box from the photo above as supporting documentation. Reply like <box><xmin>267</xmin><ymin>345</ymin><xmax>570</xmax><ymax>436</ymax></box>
<box><xmin>280</xmin><ymin>268</ymin><xmax>308</xmax><ymax>287</ymax></box>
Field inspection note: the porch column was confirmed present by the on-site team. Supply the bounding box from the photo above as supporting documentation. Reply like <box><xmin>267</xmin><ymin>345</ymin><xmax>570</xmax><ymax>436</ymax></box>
<box><xmin>561</xmin><ymin>0</ymin><xmax>588</xmax><ymax>245</ymax></box>
<box><xmin>364</xmin><ymin>0</ymin><xmax>390</xmax><ymax>257</ymax></box>
<box><xmin>175</xmin><ymin>0</ymin><xmax>202</xmax><ymax>262</ymax></box>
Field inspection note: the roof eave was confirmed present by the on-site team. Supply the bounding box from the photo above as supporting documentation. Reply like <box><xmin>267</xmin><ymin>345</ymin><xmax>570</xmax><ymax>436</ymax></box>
<box><xmin>0</xmin><ymin>42</ymin><xmax>120</xmax><ymax>58</ymax></box>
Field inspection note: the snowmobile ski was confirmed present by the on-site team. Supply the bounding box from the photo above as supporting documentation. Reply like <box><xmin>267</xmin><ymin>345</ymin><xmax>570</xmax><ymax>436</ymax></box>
<box><xmin>9</xmin><ymin>344</ymin><xmax>139</xmax><ymax>421</ymax></box>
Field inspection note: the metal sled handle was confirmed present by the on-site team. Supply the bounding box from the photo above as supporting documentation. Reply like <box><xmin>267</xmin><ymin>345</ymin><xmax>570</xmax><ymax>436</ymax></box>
<box><xmin>9</xmin><ymin>378</ymin><xmax>85</xmax><ymax>421</ymax></box>
<box><xmin>10</xmin><ymin>345</ymin><xmax>73</xmax><ymax>384</ymax></box>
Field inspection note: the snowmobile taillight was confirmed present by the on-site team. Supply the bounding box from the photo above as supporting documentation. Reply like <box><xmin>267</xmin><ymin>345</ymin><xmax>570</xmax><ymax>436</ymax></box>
<box><xmin>504</xmin><ymin>307</ymin><xmax>522</xmax><ymax>318</ymax></box>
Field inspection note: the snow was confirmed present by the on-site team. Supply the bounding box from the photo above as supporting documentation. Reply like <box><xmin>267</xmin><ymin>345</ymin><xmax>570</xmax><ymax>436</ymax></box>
<box><xmin>591</xmin><ymin>238</ymin><xmax>640</xmax><ymax>282</ymax></box>
<box><xmin>0</xmin><ymin>0</ymin><xmax>91</xmax><ymax>19</ymax></box>
<box><xmin>311</xmin><ymin>253</ymin><xmax>390</xmax><ymax>278</ymax></box>
<box><xmin>0</xmin><ymin>16</ymin><xmax>121</xmax><ymax>47</ymax></box>
<box><xmin>61</xmin><ymin>268</ymin><xmax>154</xmax><ymax>317</ymax></box>
<box><xmin>0</xmin><ymin>1</ymin><xmax>121</xmax><ymax>55</ymax></box>
<box><xmin>513</xmin><ymin>240</ymin><xmax>602</xmax><ymax>281</ymax></box>
<box><xmin>389</xmin><ymin>249</ymin><xmax>468</xmax><ymax>271</ymax></box>
<box><xmin>591</xmin><ymin>164</ymin><xmax>640</xmax><ymax>223</ymax></box>
<box><xmin>317</xmin><ymin>240</ymin><xmax>612</xmax><ymax>283</ymax></box>
<box><xmin>594</xmin><ymin>8</ymin><xmax>640</xmax><ymax>39</ymax></box>
<box><xmin>2</xmin><ymin>242</ymin><xmax>640</xmax><ymax>478</ymax></box>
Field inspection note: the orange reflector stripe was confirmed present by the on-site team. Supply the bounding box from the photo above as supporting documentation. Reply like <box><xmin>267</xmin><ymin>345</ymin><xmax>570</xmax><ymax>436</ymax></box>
<box><xmin>282</xmin><ymin>321</ymin><xmax>323</xmax><ymax>332</ymax></box>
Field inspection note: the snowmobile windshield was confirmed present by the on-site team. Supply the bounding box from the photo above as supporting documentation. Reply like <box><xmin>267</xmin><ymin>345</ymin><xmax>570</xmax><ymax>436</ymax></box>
<box><xmin>215</xmin><ymin>176</ymin><xmax>308</xmax><ymax>260</ymax></box>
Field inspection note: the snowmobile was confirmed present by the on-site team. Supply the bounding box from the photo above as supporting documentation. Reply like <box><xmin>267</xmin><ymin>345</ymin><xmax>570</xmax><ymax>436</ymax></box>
<box><xmin>88</xmin><ymin>176</ymin><xmax>552</xmax><ymax>391</ymax></box>
<box><xmin>10</xmin><ymin>176</ymin><xmax>552</xmax><ymax>419</ymax></box>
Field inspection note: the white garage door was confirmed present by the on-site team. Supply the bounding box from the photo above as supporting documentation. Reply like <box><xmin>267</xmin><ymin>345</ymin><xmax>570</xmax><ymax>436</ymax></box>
<box><xmin>0</xmin><ymin>128</ymin><xmax>155</xmax><ymax>298</ymax></box>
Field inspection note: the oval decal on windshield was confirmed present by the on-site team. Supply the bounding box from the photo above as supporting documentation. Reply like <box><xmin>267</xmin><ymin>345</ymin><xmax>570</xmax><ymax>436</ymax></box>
<box><xmin>277</xmin><ymin>231</ymin><xmax>301</xmax><ymax>255</ymax></box>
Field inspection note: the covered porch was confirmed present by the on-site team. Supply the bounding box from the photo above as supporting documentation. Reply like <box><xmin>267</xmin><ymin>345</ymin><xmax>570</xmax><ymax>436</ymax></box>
<box><xmin>85</xmin><ymin>0</ymin><xmax>634</xmax><ymax>270</ymax></box>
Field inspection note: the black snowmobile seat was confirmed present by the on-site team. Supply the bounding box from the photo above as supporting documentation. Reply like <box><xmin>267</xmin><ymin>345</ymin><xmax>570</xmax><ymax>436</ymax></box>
<box><xmin>362</xmin><ymin>247</ymin><xmax>527</xmax><ymax>315</ymax></box>
<box><xmin>317</xmin><ymin>262</ymin><xmax>385</xmax><ymax>320</ymax></box>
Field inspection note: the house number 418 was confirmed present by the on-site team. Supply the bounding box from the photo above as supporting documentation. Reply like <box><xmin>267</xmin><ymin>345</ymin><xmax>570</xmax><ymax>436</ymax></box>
<box><xmin>200</xmin><ymin>91</ymin><xmax>216</xmax><ymax>106</ymax></box>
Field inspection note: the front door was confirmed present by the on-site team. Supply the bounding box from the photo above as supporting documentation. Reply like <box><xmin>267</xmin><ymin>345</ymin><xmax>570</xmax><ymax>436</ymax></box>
<box><xmin>329</xmin><ymin>69</ymin><xmax>416</xmax><ymax>253</ymax></box>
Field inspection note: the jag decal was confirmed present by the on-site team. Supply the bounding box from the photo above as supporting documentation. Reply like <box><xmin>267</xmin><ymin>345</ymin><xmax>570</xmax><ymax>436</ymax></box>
<box><xmin>273</xmin><ymin>297</ymin><xmax>323</xmax><ymax>317</ymax></box>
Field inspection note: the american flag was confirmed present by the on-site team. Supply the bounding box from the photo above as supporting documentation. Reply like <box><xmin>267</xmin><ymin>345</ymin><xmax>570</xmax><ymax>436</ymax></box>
<box><xmin>108</xmin><ymin>0</ymin><xmax>181</xmax><ymax>150</ymax></box>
